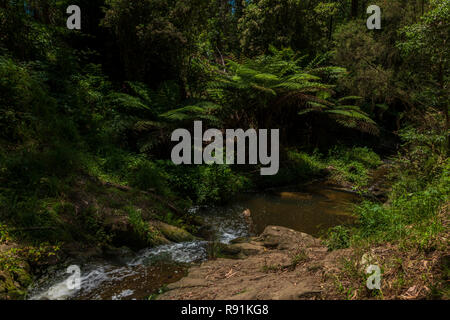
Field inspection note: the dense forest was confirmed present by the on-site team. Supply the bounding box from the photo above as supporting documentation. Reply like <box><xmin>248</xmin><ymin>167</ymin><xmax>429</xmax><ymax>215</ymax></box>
<box><xmin>0</xmin><ymin>0</ymin><xmax>448</xmax><ymax>300</ymax></box>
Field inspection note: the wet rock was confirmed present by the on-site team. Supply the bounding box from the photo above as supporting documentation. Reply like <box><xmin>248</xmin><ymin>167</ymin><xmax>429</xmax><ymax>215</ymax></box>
<box><xmin>64</xmin><ymin>243</ymin><xmax>103</xmax><ymax>261</ymax></box>
<box><xmin>196</xmin><ymin>224</ymin><xmax>215</xmax><ymax>240</ymax></box>
<box><xmin>103</xmin><ymin>215</ymin><xmax>171</xmax><ymax>249</ymax></box>
<box><xmin>189</xmin><ymin>215</ymin><xmax>207</xmax><ymax>227</ymax></box>
<box><xmin>103</xmin><ymin>215</ymin><xmax>147</xmax><ymax>248</ymax></box>
<box><xmin>102</xmin><ymin>245</ymin><xmax>136</xmax><ymax>264</ymax></box>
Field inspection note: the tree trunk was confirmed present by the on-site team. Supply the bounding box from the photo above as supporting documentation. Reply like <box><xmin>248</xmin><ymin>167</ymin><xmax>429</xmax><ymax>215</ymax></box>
<box><xmin>329</xmin><ymin>16</ymin><xmax>333</xmax><ymax>41</ymax></box>
<box><xmin>437</xmin><ymin>60</ymin><xmax>449</xmax><ymax>154</ymax></box>
<box><xmin>235</xmin><ymin>0</ymin><xmax>245</xmax><ymax>20</ymax></box>
<box><xmin>351</xmin><ymin>0</ymin><xmax>359</xmax><ymax>17</ymax></box>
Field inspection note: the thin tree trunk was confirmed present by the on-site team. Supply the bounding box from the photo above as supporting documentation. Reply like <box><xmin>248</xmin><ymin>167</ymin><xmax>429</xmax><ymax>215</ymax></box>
<box><xmin>351</xmin><ymin>0</ymin><xmax>359</xmax><ymax>17</ymax></box>
<box><xmin>329</xmin><ymin>16</ymin><xmax>333</xmax><ymax>41</ymax></box>
<box><xmin>438</xmin><ymin>60</ymin><xmax>449</xmax><ymax>153</ymax></box>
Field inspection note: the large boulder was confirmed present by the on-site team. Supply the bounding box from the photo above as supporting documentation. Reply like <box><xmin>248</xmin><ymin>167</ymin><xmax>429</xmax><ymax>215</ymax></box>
<box><xmin>258</xmin><ymin>225</ymin><xmax>322</xmax><ymax>250</ymax></box>
<box><xmin>103</xmin><ymin>215</ymin><xmax>170</xmax><ymax>249</ymax></box>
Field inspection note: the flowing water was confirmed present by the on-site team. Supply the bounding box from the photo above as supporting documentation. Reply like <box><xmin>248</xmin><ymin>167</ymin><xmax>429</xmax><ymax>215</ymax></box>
<box><xmin>28</xmin><ymin>183</ymin><xmax>358</xmax><ymax>300</ymax></box>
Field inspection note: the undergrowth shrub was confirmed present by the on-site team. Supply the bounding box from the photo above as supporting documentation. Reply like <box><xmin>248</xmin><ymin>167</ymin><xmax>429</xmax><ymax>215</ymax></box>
<box><xmin>128</xmin><ymin>159</ymin><xmax>169</xmax><ymax>195</ymax></box>
<box><xmin>325</xmin><ymin>225</ymin><xmax>351</xmax><ymax>250</ymax></box>
<box><xmin>161</xmin><ymin>161</ymin><xmax>250</xmax><ymax>205</ymax></box>
<box><xmin>257</xmin><ymin>150</ymin><xmax>325</xmax><ymax>188</ymax></box>
<box><xmin>326</xmin><ymin>146</ymin><xmax>382</xmax><ymax>189</ymax></box>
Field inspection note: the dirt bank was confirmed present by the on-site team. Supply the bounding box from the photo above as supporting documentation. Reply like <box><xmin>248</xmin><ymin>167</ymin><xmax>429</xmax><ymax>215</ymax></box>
<box><xmin>158</xmin><ymin>224</ymin><xmax>448</xmax><ymax>300</ymax></box>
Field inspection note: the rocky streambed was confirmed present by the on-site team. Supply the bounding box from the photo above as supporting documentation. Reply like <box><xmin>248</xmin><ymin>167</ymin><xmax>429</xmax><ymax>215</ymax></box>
<box><xmin>28</xmin><ymin>184</ymin><xmax>359</xmax><ymax>300</ymax></box>
<box><xmin>158</xmin><ymin>225</ymin><xmax>353</xmax><ymax>300</ymax></box>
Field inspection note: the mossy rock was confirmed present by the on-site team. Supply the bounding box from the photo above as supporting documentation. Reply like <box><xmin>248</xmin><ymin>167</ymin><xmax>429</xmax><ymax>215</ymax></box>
<box><xmin>0</xmin><ymin>270</ymin><xmax>27</xmax><ymax>299</ymax></box>
<box><xmin>13</xmin><ymin>268</ymin><xmax>32</xmax><ymax>288</ymax></box>
<box><xmin>0</xmin><ymin>271</ymin><xmax>13</xmax><ymax>293</ymax></box>
<box><xmin>153</xmin><ymin>221</ymin><xmax>196</xmax><ymax>243</ymax></box>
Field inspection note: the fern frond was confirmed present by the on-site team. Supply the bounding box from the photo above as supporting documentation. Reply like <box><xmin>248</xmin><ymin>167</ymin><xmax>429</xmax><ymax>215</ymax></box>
<box><xmin>108</xmin><ymin>93</ymin><xmax>150</xmax><ymax>110</ymax></box>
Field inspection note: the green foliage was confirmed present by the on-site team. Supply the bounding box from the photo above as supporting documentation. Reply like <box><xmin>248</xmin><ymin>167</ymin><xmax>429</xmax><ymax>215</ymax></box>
<box><xmin>210</xmin><ymin>47</ymin><xmax>377</xmax><ymax>134</ymax></box>
<box><xmin>326</xmin><ymin>146</ymin><xmax>382</xmax><ymax>190</ymax></box>
<box><xmin>326</xmin><ymin>226</ymin><xmax>351</xmax><ymax>251</ymax></box>
<box><xmin>347</xmin><ymin>120</ymin><xmax>449</xmax><ymax>247</ymax></box>
<box><xmin>398</xmin><ymin>0</ymin><xmax>449</xmax><ymax>96</ymax></box>
<box><xmin>0</xmin><ymin>243</ymin><xmax>59</xmax><ymax>274</ymax></box>
<box><xmin>0</xmin><ymin>56</ymin><xmax>56</xmax><ymax>144</ymax></box>
<box><xmin>102</xmin><ymin>80</ymin><xmax>220</xmax><ymax>153</ymax></box>
<box><xmin>195</xmin><ymin>165</ymin><xmax>249</xmax><ymax>204</ymax></box>
<box><xmin>238</xmin><ymin>0</ymin><xmax>333</xmax><ymax>55</ymax></box>
<box><xmin>126</xmin><ymin>206</ymin><xmax>157</xmax><ymax>244</ymax></box>
<box><xmin>161</xmin><ymin>162</ymin><xmax>250</xmax><ymax>205</ymax></box>
<box><xmin>102</xmin><ymin>0</ymin><xmax>209</xmax><ymax>85</ymax></box>
<box><xmin>287</xmin><ymin>150</ymin><xmax>326</xmax><ymax>178</ymax></box>
<box><xmin>147</xmin><ymin>284</ymin><xmax>169</xmax><ymax>300</ymax></box>
<box><xmin>397</xmin><ymin>0</ymin><xmax>449</xmax><ymax>150</ymax></box>
<box><xmin>259</xmin><ymin>150</ymin><xmax>324</xmax><ymax>188</ymax></box>
<box><xmin>128</xmin><ymin>159</ymin><xmax>169</xmax><ymax>194</ymax></box>
<box><xmin>354</xmin><ymin>175</ymin><xmax>447</xmax><ymax>247</ymax></box>
<box><xmin>85</xmin><ymin>147</ymin><xmax>170</xmax><ymax>195</ymax></box>
<box><xmin>0</xmin><ymin>2</ymin><xmax>448</xmax><ymax>300</ymax></box>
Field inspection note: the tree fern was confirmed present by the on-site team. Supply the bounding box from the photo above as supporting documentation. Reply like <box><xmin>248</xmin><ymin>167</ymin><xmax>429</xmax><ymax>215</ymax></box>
<box><xmin>208</xmin><ymin>47</ymin><xmax>378</xmax><ymax>134</ymax></box>
<box><xmin>108</xmin><ymin>81</ymin><xmax>221</xmax><ymax>152</ymax></box>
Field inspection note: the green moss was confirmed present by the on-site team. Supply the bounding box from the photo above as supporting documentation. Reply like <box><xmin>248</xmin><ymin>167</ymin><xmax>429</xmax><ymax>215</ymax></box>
<box><xmin>154</xmin><ymin>221</ymin><xmax>195</xmax><ymax>243</ymax></box>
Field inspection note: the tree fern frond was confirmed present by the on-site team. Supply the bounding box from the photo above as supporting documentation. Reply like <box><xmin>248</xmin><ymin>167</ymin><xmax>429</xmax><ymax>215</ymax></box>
<box><xmin>286</xmin><ymin>73</ymin><xmax>321</xmax><ymax>82</ymax></box>
<box><xmin>326</xmin><ymin>109</ymin><xmax>376</xmax><ymax>123</ymax></box>
<box><xmin>108</xmin><ymin>93</ymin><xmax>151</xmax><ymax>110</ymax></box>
<box><xmin>298</xmin><ymin>108</ymin><xmax>318</xmax><ymax>115</ymax></box>
<box><xmin>133</xmin><ymin>120</ymin><xmax>166</xmax><ymax>131</ymax></box>
<box><xmin>338</xmin><ymin>96</ymin><xmax>363</xmax><ymax>103</ymax></box>
<box><xmin>254</xmin><ymin>73</ymin><xmax>280</xmax><ymax>82</ymax></box>
<box><xmin>250</xmin><ymin>84</ymin><xmax>276</xmax><ymax>95</ymax></box>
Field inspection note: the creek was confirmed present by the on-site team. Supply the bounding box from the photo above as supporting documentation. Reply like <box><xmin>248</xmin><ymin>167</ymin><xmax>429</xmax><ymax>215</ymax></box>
<box><xmin>28</xmin><ymin>183</ymin><xmax>358</xmax><ymax>300</ymax></box>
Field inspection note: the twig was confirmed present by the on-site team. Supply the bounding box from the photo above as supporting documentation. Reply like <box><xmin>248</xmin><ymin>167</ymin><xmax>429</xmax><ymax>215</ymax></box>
<box><xmin>9</xmin><ymin>227</ymin><xmax>56</xmax><ymax>232</ymax></box>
